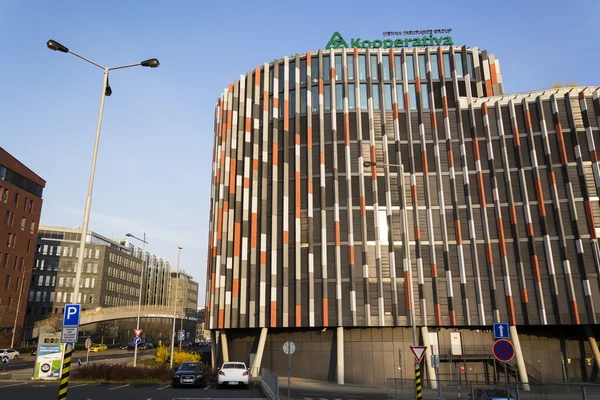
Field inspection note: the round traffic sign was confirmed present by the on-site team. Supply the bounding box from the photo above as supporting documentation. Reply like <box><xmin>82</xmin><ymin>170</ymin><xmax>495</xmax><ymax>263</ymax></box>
<box><xmin>85</xmin><ymin>338</ymin><xmax>92</xmax><ymax>349</ymax></box>
<box><xmin>134</xmin><ymin>336</ymin><xmax>142</xmax><ymax>345</ymax></box>
<box><xmin>493</xmin><ymin>339</ymin><xmax>515</xmax><ymax>362</ymax></box>
<box><xmin>283</xmin><ymin>341</ymin><xmax>296</xmax><ymax>355</ymax></box>
<box><xmin>1</xmin><ymin>355</ymin><xmax>9</xmax><ymax>365</ymax></box>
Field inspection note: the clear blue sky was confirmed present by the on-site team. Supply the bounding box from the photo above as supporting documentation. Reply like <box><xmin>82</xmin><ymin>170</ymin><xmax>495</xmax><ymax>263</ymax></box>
<box><xmin>1</xmin><ymin>0</ymin><xmax>598</xmax><ymax>306</ymax></box>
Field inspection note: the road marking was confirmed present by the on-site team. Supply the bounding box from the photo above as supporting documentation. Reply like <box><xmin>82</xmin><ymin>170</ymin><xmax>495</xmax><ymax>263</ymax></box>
<box><xmin>204</xmin><ymin>384</ymin><xmax>211</xmax><ymax>390</ymax></box>
<box><xmin>0</xmin><ymin>382</ymin><xmax>27</xmax><ymax>388</ymax></box>
<box><xmin>109</xmin><ymin>384</ymin><xmax>130</xmax><ymax>390</ymax></box>
<box><xmin>157</xmin><ymin>384</ymin><xmax>170</xmax><ymax>390</ymax></box>
<box><xmin>70</xmin><ymin>383</ymin><xmax>88</xmax><ymax>388</ymax></box>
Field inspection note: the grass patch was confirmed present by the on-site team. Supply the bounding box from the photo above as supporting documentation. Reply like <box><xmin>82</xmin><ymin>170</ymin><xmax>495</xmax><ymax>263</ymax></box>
<box><xmin>139</xmin><ymin>358</ymin><xmax>159</xmax><ymax>366</ymax></box>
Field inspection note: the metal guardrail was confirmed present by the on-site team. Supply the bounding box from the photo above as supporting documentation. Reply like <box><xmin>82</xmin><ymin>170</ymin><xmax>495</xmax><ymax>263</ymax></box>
<box><xmin>260</xmin><ymin>368</ymin><xmax>279</xmax><ymax>400</ymax></box>
<box><xmin>386</xmin><ymin>378</ymin><xmax>600</xmax><ymax>400</ymax></box>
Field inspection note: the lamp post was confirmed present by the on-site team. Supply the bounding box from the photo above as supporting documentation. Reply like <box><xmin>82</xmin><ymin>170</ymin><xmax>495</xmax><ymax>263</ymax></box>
<box><xmin>364</xmin><ymin>160</ymin><xmax>419</xmax><ymax>392</ymax></box>
<box><xmin>10</xmin><ymin>268</ymin><xmax>32</xmax><ymax>348</ymax></box>
<box><xmin>170</xmin><ymin>246</ymin><xmax>182</xmax><ymax>368</ymax></box>
<box><xmin>125</xmin><ymin>232</ymin><xmax>147</xmax><ymax>367</ymax></box>
<box><xmin>47</xmin><ymin>39</ymin><xmax>158</xmax><ymax>399</ymax></box>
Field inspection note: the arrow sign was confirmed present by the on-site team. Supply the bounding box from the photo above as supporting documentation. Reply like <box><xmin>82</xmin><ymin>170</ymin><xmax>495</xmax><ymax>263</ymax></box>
<box><xmin>134</xmin><ymin>329</ymin><xmax>143</xmax><ymax>337</ymax></box>
<box><xmin>1</xmin><ymin>355</ymin><xmax>9</xmax><ymax>365</ymax></box>
<box><xmin>410</xmin><ymin>346</ymin><xmax>427</xmax><ymax>363</ymax></box>
<box><xmin>493</xmin><ymin>322</ymin><xmax>509</xmax><ymax>339</ymax></box>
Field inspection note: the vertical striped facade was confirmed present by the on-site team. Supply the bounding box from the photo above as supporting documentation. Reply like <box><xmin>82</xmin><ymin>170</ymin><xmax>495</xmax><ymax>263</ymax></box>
<box><xmin>206</xmin><ymin>46</ymin><xmax>600</xmax><ymax>330</ymax></box>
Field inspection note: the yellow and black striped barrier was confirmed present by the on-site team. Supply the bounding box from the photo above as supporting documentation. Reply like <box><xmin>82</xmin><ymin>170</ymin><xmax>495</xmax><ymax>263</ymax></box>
<box><xmin>57</xmin><ymin>348</ymin><xmax>72</xmax><ymax>399</ymax></box>
<box><xmin>415</xmin><ymin>365</ymin><xmax>422</xmax><ymax>399</ymax></box>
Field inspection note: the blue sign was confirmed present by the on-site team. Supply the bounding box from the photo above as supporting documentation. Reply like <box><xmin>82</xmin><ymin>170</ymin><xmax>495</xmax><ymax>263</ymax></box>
<box><xmin>78</xmin><ymin>359</ymin><xmax>82</xmax><ymax>367</ymax></box>
<box><xmin>178</xmin><ymin>330</ymin><xmax>185</xmax><ymax>341</ymax></box>
<box><xmin>133</xmin><ymin>337</ymin><xmax>141</xmax><ymax>345</ymax></box>
<box><xmin>493</xmin><ymin>322</ymin><xmax>509</xmax><ymax>339</ymax></box>
<box><xmin>493</xmin><ymin>339</ymin><xmax>515</xmax><ymax>362</ymax></box>
<box><xmin>63</xmin><ymin>304</ymin><xmax>81</xmax><ymax>327</ymax></box>
<box><xmin>1</xmin><ymin>355</ymin><xmax>8</xmax><ymax>364</ymax></box>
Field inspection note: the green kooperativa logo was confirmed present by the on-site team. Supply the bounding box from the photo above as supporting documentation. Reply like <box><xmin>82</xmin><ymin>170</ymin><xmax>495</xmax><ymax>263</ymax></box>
<box><xmin>326</xmin><ymin>31</ymin><xmax>453</xmax><ymax>50</ymax></box>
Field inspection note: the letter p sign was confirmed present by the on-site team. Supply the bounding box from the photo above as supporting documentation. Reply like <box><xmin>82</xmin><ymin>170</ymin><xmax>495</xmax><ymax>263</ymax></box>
<box><xmin>63</xmin><ymin>304</ymin><xmax>81</xmax><ymax>327</ymax></box>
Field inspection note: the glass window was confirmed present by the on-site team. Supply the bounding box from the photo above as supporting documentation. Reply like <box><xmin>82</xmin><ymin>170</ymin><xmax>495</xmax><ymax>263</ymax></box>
<box><xmin>311</xmin><ymin>86</ymin><xmax>319</xmax><ymax>112</ymax></box>
<box><xmin>443</xmin><ymin>54</ymin><xmax>451</xmax><ymax>78</ymax></box>
<box><xmin>336</xmin><ymin>84</ymin><xmax>343</xmax><ymax>111</ymax></box>
<box><xmin>384</xmin><ymin>84</ymin><xmax>392</xmax><ymax>110</ymax></box>
<box><xmin>430</xmin><ymin>54</ymin><xmax>439</xmax><ymax>79</ymax></box>
<box><xmin>290</xmin><ymin>61</ymin><xmax>296</xmax><ymax>87</ymax></box>
<box><xmin>279</xmin><ymin>64</ymin><xmax>284</xmax><ymax>91</ymax></box>
<box><xmin>348</xmin><ymin>84</ymin><xmax>356</xmax><ymax>109</ymax></box>
<box><xmin>324</xmin><ymin>85</ymin><xmax>331</xmax><ymax>110</ymax></box>
<box><xmin>406</xmin><ymin>55</ymin><xmax>415</xmax><ymax>80</ymax></box>
<box><xmin>323</xmin><ymin>56</ymin><xmax>330</xmax><ymax>82</ymax></box>
<box><xmin>372</xmin><ymin>84</ymin><xmax>380</xmax><ymax>109</ymax></box>
<box><xmin>396</xmin><ymin>83</ymin><xmax>404</xmax><ymax>109</ymax></box>
<box><xmin>300</xmin><ymin>59</ymin><xmax>307</xmax><ymax>85</ymax></box>
<box><xmin>311</xmin><ymin>57</ymin><xmax>319</xmax><ymax>83</ymax></box>
<box><xmin>300</xmin><ymin>89</ymin><xmax>307</xmax><ymax>113</ymax></box>
<box><xmin>394</xmin><ymin>55</ymin><xmax>402</xmax><ymax>79</ymax></box>
<box><xmin>347</xmin><ymin>55</ymin><xmax>354</xmax><ymax>80</ymax></box>
<box><xmin>370</xmin><ymin>55</ymin><xmax>378</xmax><ymax>80</ymax></box>
<box><xmin>467</xmin><ymin>53</ymin><xmax>475</xmax><ymax>78</ymax></box>
<box><xmin>455</xmin><ymin>53</ymin><xmax>464</xmax><ymax>78</ymax></box>
<box><xmin>408</xmin><ymin>84</ymin><xmax>417</xmax><ymax>110</ymax></box>
<box><xmin>360</xmin><ymin>84</ymin><xmax>368</xmax><ymax>110</ymax></box>
<box><xmin>358</xmin><ymin>55</ymin><xmax>367</xmax><ymax>80</ymax></box>
<box><xmin>335</xmin><ymin>55</ymin><xmax>343</xmax><ymax>80</ymax></box>
<box><xmin>419</xmin><ymin>55</ymin><xmax>427</xmax><ymax>78</ymax></box>
<box><xmin>382</xmin><ymin>55</ymin><xmax>391</xmax><ymax>80</ymax></box>
<box><xmin>421</xmin><ymin>84</ymin><xmax>429</xmax><ymax>109</ymax></box>
<box><xmin>378</xmin><ymin>210</ymin><xmax>389</xmax><ymax>245</ymax></box>
<box><xmin>289</xmin><ymin>90</ymin><xmax>296</xmax><ymax>116</ymax></box>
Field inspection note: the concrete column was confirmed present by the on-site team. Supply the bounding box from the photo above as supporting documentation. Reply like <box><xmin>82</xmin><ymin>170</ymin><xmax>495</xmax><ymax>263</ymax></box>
<box><xmin>221</xmin><ymin>331</ymin><xmax>229</xmax><ymax>363</ymax></box>
<box><xmin>584</xmin><ymin>325</ymin><xmax>600</xmax><ymax>375</ymax></box>
<box><xmin>421</xmin><ymin>326</ymin><xmax>437</xmax><ymax>389</ymax></box>
<box><xmin>337</xmin><ymin>327</ymin><xmax>345</xmax><ymax>385</ymax></box>
<box><xmin>210</xmin><ymin>330</ymin><xmax>217</xmax><ymax>368</ymax></box>
<box><xmin>510</xmin><ymin>325</ymin><xmax>530</xmax><ymax>391</ymax></box>
<box><xmin>250</xmin><ymin>327</ymin><xmax>268</xmax><ymax>378</ymax></box>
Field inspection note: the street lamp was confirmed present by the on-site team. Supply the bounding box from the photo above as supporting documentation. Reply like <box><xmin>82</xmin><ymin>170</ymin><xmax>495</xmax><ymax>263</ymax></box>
<box><xmin>125</xmin><ymin>232</ymin><xmax>147</xmax><ymax>367</ymax></box>
<box><xmin>364</xmin><ymin>161</ymin><xmax>418</xmax><ymax>378</ymax></box>
<box><xmin>10</xmin><ymin>268</ymin><xmax>33</xmax><ymax>348</ymax></box>
<box><xmin>46</xmin><ymin>39</ymin><xmax>158</xmax><ymax>315</ymax></box>
<box><xmin>170</xmin><ymin>246</ymin><xmax>182</xmax><ymax>368</ymax></box>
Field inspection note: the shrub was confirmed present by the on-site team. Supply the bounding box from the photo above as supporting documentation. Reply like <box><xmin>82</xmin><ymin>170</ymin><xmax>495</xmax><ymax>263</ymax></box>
<box><xmin>72</xmin><ymin>362</ymin><xmax>172</xmax><ymax>382</ymax></box>
<box><xmin>153</xmin><ymin>344</ymin><xmax>201</xmax><ymax>365</ymax></box>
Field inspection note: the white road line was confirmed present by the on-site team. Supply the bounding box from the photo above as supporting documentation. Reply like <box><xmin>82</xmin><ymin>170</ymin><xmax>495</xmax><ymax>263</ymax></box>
<box><xmin>204</xmin><ymin>384</ymin><xmax>211</xmax><ymax>390</ymax></box>
<box><xmin>108</xmin><ymin>384</ymin><xmax>130</xmax><ymax>390</ymax></box>
<box><xmin>0</xmin><ymin>382</ymin><xmax>27</xmax><ymax>388</ymax></box>
<box><xmin>157</xmin><ymin>384</ymin><xmax>170</xmax><ymax>390</ymax></box>
<box><xmin>70</xmin><ymin>383</ymin><xmax>88</xmax><ymax>388</ymax></box>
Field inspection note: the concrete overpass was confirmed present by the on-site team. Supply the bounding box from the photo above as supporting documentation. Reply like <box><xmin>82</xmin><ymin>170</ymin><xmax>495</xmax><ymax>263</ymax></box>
<box><xmin>32</xmin><ymin>305</ymin><xmax>200</xmax><ymax>337</ymax></box>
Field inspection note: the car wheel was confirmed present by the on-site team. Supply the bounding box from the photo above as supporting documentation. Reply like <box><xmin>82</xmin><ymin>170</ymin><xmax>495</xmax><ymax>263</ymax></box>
<box><xmin>171</xmin><ymin>382</ymin><xmax>178</xmax><ymax>388</ymax></box>
<box><xmin>13</xmin><ymin>355</ymin><xmax>18</xmax><ymax>360</ymax></box>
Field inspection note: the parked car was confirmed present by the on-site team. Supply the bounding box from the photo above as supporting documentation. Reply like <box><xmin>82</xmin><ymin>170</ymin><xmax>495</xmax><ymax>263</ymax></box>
<box><xmin>217</xmin><ymin>362</ymin><xmax>249</xmax><ymax>388</ymax></box>
<box><xmin>469</xmin><ymin>388</ymin><xmax>516</xmax><ymax>400</ymax></box>
<box><xmin>30</xmin><ymin>349</ymin><xmax>37</xmax><ymax>356</ymax></box>
<box><xmin>171</xmin><ymin>362</ymin><xmax>207</xmax><ymax>388</ymax></box>
<box><xmin>0</xmin><ymin>349</ymin><xmax>20</xmax><ymax>360</ymax></box>
<box><xmin>139</xmin><ymin>343</ymin><xmax>154</xmax><ymax>350</ymax></box>
<box><xmin>89</xmin><ymin>344</ymin><xmax>107</xmax><ymax>352</ymax></box>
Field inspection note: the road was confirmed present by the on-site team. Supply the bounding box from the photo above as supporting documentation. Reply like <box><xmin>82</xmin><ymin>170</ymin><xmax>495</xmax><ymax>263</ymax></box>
<box><xmin>0</xmin><ymin>381</ymin><xmax>266</xmax><ymax>399</ymax></box>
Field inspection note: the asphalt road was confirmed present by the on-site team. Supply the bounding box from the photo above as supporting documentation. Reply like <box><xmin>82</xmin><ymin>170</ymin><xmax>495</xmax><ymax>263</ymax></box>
<box><xmin>0</xmin><ymin>381</ymin><xmax>266</xmax><ymax>399</ymax></box>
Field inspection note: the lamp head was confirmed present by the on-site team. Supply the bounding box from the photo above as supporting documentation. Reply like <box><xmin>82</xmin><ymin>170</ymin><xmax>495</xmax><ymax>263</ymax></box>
<box><xmin>126</xmin><ymin>233</ymin><xmax>132</xmax><ymax>237</ymax></box>
<box><xmin>140</xmin><ymin>58</ymin><xmax>160</xmax><ymax>68</ymax></box>
<box><xmin>363</xmin><ymin>161</ymin><xmax>377</xmax><ymax>168</ymax></box>
<box><xmin>47</xmin><ymin>40</ymin><xmax>69</xmax><ymax>53</ymax></box>
<box><xmin>178</xmin><ymin>246</ymin><xmax>183</xmax><ymax>250</ymax></box>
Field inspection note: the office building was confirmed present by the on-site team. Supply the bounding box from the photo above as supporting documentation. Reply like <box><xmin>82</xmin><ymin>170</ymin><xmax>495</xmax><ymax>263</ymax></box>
<box><xmin>169</xmin><ymin>270</ymin><xmax>199</xmax><ymax>312</ymax></box>
<box><xmin>205</xmin><ymin>37</ymin><xmax>600</xmax><ymax>385</ymax></box>
<box><xmin>0</xmin><ymin>147</ymin><xmax>46</xmax><ymax>346</ymax></box>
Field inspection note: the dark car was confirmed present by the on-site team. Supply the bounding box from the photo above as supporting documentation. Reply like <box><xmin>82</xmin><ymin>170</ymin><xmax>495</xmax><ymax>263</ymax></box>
<box><xmin>119</xmin><ymin>342</ymin><xmax>134</xmax><ymax>350</ymax></box>
<box><xmin>139</xmin><ymin>343</ymin><xmax>154</xmax><ymax>350</ymax></box>
<box><xmin>171</xmin><ymin>362</ymin><xmax>207</xmax><ymax>388</ymax></box>
<box><xmin>469</xmin><ymin>388</ymin><xmax>516</xmax><ymax>400</ymax></box>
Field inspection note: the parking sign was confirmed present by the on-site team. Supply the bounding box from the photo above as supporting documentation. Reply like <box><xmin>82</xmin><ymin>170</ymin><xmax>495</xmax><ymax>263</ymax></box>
<box><xmin>63</xmin><ymin>304</ymin><xmax>81</xmax><ymax>327</ymax></box>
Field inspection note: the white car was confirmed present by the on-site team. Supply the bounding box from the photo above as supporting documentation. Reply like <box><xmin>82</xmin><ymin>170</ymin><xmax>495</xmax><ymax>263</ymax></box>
<box><xmin>217</xmin><ymin>362</ymin><xmax>249</xmax><ymax>388</ymax></box>
<box><xmin>0</xmin><ymin>349</ymin><xmax>20</xmax><ymax>360</ymax></box>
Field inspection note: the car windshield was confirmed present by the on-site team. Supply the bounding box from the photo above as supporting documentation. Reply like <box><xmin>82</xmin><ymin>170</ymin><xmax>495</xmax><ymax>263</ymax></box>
<box><xmin>223</xmin><ymin>363</ymin><xmax>246</xmax><ymax>369</ymax></box>
<box><xmin>179</xmin><ymin>363</ymin><xmax>200</xmax><ymax>371</ymax></box>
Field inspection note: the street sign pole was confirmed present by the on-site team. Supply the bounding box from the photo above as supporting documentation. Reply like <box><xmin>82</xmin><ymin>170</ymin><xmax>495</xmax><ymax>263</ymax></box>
<box><xmin>288</xmin><ymin>343</ymin><xmax>291</xmax><ymax>400</ymax></box>
<box><xmin>504</xmin><ymin>361</ymin><xmax>510</xmax><ymax>397</ymax></box>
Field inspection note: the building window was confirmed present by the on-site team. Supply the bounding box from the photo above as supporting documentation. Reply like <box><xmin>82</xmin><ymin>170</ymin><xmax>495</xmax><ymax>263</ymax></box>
<box><xmin>455</xmin><ymin>53</ymin><xmax>464</xmax><ymax>78</ymax></box>
<box><xmin>58</xmin><ymin>277</ymin><xmax>64</xmax><ymax>287</ymax></box>
<box><xmin>408</xmin><ymin>84</ymin><xmax>417</xmax><ymax>110</ymax></box>
<box><xmin>348</xmin><ymin>84</ymin><xmax>356</xmax><ymax>109</ymax></box>
<box><xmin>324</xmin><ymin>85</ymin><xmax>331</xmax><ymax>110</ymax></box>
<box><xmin>370</xmin><ymin>55</ymin><xmax>378</xmax><ymax>80</ymax></box>
<box><xmin>289</xmin><ymin>60</ymin><xmax>296</xmax><ymax>87</ymax></box>
<box><xmin>372</xmin><ymin>84</ymin><xmax>380</xmax><ymax>110</ymax></box>
<box><xmin>347</xmin><ymin>55</ymin><xmax>354</xmax><ymax>80</ymax></box>
<box><xmin>406</xmin><ymin>55</ymin><xmax>415</xmax><ymax>80</ymax></box>
<box><xmin>300</xmin><ymin>89</ymin><xmax>307</xmax><ymax>113</ymax></box>
<box><xmin>421</xmin><ymin>84</ymin><xmax>430</xmax><ymax>109</ymax></box>
<box><xmin>358</xmin><ymin>55</ymin><xmax>367</xmax><ymax>80</ymax></box>
<box><xmin>6</xmin><ymin>297</ymin><xmax>11</xmax><ymax>308</ymax></box>
<box><xmin>4</xmin><ymin>275</ymin><xmax>10</xmax><ymax>290</ymax></box>
<box><xmin>299</xmin><ymin>58</ymin><xmax>307</xmax><ymax>85</ymax></box>
<box><xmin>466</xmin><ymin>53</ymin><xmax>475</xmax><ymax>78</ymax></box>
<box><xmin>431</xmin><ymin>54</ymin><xmax>440</xmax><ymax>80</ymax></box>
<box><xmin>336</xmin><ymin>84</ymin><xmax>343</xmax><ymax>111</ymax></box>
<box><xmin>360</xmin><ymin>84</ymin><xmax>368</xmax><ymax>110</ymax></box>
<box><xmin>384</xmin><ymin>84</ymin><xmax>392</xmax><ymax>111</ymax></box>
<box><xmin>1</xmin><ymin>189</ymin><xmax>7</xmax><ymax>203</ymax></box>
<box><xmin>323</xmin><ymin>56</ymin><xmax>330</xmax><ymax>82</ymax></box>
<box><xmin>335</xmin><ymin>55</ymin><xmax>342</xmax><ymax>80</ymax></box>
<box><xmin>311</xmin><ymin>86</ymin><xmax>318</xmax><ymax>112</ymax></box>
<box><xmin>443</xmin><ymin>53</ymin><xmax>451</xmax><ymax>78</ymax></box>
<box><xmin>30</xmin><ymin>221</ymin><xmax>35</xmax><ymax>233</ymax></box>
<box><xmin>20</xmin><ymin>217</ymin><xmax>25</xmax><ymax>231</ymax></box>
<box><xmin>394</xmin><ymin>55</ymin><xmax>402</xmax><ymax>80</ymax></box>
<box><xmin>4</xmin><ymin>211</ymin><xmax>9</xmax><ymax>225</ymax></box>
<box><xmin>382</xmin><ymin>55</ymin><xmax>391</xmax><ymax>80</ymax></box>
<box><xmin>13</xmin><ymin>193</ymin><xmax>19</xmax><ymax>207</ymax></box>
<box><xmin>311</xmin><ymin>56</ymin><xmax>318</xmax><ymax>83</ymax></box>
<box><xmin>418</xmin><ymin>55</ymin><xmax>427</xmax><ymax>78</ymax></box>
